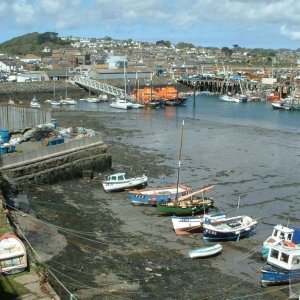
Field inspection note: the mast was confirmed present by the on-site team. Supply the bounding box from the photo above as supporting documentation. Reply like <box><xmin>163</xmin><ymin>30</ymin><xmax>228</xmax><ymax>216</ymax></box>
<box><xmin>176</xmin><ymin>120</ymin><xmax>185</xmax><ymax>199</ymax></box>
<box><xmin>123</xmin><ymin>60</ymin><xmax>127</xmax><ymax>99</ymax></box>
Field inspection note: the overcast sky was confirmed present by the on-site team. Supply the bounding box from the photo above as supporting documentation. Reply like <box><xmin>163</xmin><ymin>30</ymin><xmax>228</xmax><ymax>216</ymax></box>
<box><xmin>1</xmin><ymin>0</ymin><xmax>300</xmax><ymax>49</ymax></box>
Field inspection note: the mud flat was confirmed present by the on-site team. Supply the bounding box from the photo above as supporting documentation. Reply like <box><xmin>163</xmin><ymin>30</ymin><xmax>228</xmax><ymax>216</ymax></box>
<box><xmin>18</xmin><ymin>110</ymin><xmax>288</xmax><ymax>300</ymax></box>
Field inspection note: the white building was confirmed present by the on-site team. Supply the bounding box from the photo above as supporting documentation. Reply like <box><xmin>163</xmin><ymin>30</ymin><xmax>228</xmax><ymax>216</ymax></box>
<box><xmin>0</xmin><ymin>61</ymin><xmax>10</xmax><ymax>73</ymax></box>
<box><xmin>106</xmin><ymin>54</ymin><xmax>127</xmax><ymax>69</ymax></box>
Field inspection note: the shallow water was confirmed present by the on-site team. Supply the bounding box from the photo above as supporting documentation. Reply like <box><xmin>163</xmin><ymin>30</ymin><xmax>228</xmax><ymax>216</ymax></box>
<box><xmin>24</xmin><ymin>95</ymin><xmax>300</xmax><ymax>299</ymax></box>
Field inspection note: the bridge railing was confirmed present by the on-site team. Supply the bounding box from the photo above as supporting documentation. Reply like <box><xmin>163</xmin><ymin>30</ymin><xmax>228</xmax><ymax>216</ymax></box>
<box><xmin>73</xmin><ymin>76</ymin><xmax>126</xmax><ymax>98</ymax></box>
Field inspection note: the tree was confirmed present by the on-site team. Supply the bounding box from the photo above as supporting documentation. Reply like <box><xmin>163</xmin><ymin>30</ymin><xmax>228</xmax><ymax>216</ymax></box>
<box><xmin>221</xmin><ymin>47</ymin><xmax>233</xmax><ymax>56</ymax></box>
<box><xmin>176</xmin><ymin>42</ymin><xmax>195</xmax><ymax>49</ymax></box>
<box><xmin>156</xmin><ymin>40</ymin><xmax>172</xmax><ymax>48</ymax></box>
<box><xmin>233</xmin><ymin>44</ymin><xmax>239</xmax><ymax>49</ymax></box>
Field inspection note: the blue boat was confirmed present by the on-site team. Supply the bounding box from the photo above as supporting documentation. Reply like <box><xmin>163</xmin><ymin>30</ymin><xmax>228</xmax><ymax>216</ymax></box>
<box><xmin>262</xmin><ymin>224</ymin><xmax>300</xmax><ymax>260</ymax></box>
<box><xmin>202</xmin><ymin>215</ymin><xmax>258</xmax><ymax>242</ymax></box>
<box><xmin>261</xmin><ymin>264</ymin><xmax>300</xmax><ymax>287</ymax></box>
<box><xmin>261</xmin><ymin>242</ymin><xmax>300</xmax><ymax>287</ymax></box>
<box><xmin>128</xmin><ymin>185</ymin><xmax>192</xmax><ymax>206</ymax></box>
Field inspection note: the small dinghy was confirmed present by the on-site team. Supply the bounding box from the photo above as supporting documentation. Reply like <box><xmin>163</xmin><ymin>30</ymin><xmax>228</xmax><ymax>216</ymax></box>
<box><xmin>188</xmin><ymin>243</ymin><xmax>222</xmax><ymax>259</ymax></box>
<box><xmin>0</xmin><ymin>233</ymin><xmax>27</xmax><ymax>274</ymax></box>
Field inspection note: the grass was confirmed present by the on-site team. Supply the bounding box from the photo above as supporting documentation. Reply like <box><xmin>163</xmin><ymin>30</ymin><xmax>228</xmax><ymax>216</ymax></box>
<box><xmin>0</xmin><ymin>198</ymin><xmax>13</xmax><ymax>236</ymax></box>
<box><xmin>0</xmin><ymin>273</ymin><xmax>30</xmax><ymax>300</ymax></box>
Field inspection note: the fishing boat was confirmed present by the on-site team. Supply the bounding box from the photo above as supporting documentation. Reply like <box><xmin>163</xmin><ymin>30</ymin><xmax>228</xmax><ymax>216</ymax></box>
<box><xmin>155</xmin><ymin>85</ymin><xmax>187</xmax><ymax>106</ymax></box>
<box><xmin>156</xmin><ymin>186</ymin><xmax>215</xmax><ymax>216</ymax></box>
<box><xmin>189</xmin><ymin>243</ymin><xmax>222</xmax><ymax>259</ymax></box>
<box><xmin>261</xmin><ymin>242</ymin><xmax>300</xmax><ymax>287</ymax></box>
<box><xmin>128</xmin><ymin>185</ymin><xmax>192</xmax><ymax>206</ymax></box>
<box><xmin>202</xmin><ymin>215</ymin><xmax>258</xmax><ymax>242</ymax></box>
<box><xmin>262</xmin><ymin>224</ymin><xmax>300</xmax><ymax>260</ymax></box>
<box><xmin>171</xmin><ymin>211</ymin><xmax>226</xmax><ymax>235</ymax></box>
<box><xmin>102</xmin><ymin>172</ymin><xmax>148</xmax><ymax>192</ymax></box>
<box><xmin>0</xmin><ymin>233</ymin><xmax>27</xmax><ymax>275</ymax></box>
<box><xmin>131</xmin><ymin>87</ymin><xmax>161</xmax><ymax>108</ymax></box>
<box><xmin>156</xmin><ymin>120</ymin><xmax>214</xmax><ymax>216</ymax></box>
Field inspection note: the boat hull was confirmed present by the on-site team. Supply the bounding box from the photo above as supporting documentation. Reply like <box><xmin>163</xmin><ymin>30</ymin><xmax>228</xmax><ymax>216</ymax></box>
<box><xmin>103</xmin><ymin>175</ymin><xmax>148</xmax><ymax>192</ymax></box>
<box><xmin>261</xmin><ymin>264</ymin><xmax>300</xmax><ymax>287</ymax></box>
<box><xmin>156</xmin><ymin>199</ymin><xmax>214</xmax><ymax>216</ymax></box>
<box><xmin>171</xmin><ymin>212</ymin><xmax>226</xmax><ymax>235</ymax></box>
<box><xmin>129</xmin><ymin>185</ymin><xmax>192</xmax><ymax>206</ymax></box>
<box><xmin>202</xmin><ymin>216</ymin><xmax>258</xmax><ymax>242</ymax></box>
<box><xmin>189</xmin><ymin>243</ymin><xmax>222</xmax><ymax>258</ymax></box>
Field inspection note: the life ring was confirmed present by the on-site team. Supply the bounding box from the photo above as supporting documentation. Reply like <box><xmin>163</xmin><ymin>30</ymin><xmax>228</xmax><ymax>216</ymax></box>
<box><xmin>283</xmin><ymin>241</ymin><xmax>296</xmax><ymax>248</ymax></box>
<box><xmin>151</xmin><ymin>197</ymin><xmax>157</xmax><ymax>203</ymax></box>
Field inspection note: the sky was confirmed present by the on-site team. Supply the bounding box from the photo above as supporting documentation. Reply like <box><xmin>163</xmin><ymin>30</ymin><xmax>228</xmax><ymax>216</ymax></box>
<box><xmin>1</xmin><ymin>0</ymin><xmax>300</xmax><ymax>50</ymax></box>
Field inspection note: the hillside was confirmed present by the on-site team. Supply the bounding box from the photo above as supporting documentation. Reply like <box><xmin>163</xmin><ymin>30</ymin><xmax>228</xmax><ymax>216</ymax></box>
<box><xmin>0</xmin><ymin>32</ymin><xmax>71</xmax><ymax>56</ymax></box>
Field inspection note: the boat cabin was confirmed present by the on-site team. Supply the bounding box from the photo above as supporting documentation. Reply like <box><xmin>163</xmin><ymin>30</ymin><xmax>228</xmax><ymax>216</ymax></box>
<box><xmin>267</xmin><ymin>243</ymin><xmax>300</xmax><ymax>271</ymax></box>
<box><xmin>104</xmin><ymin>173</ymin><xmax>127</xmax><ymax>183</ymax></box>
<box><xmin>267</xmin><ymin>225</ymin><xmax>294</xmax><ymax>244</ymax></box>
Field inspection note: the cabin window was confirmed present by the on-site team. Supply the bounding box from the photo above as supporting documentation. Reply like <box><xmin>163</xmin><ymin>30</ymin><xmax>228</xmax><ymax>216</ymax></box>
<box><xmin>274</xmin><ymin>229</ymin><xmax>278</xmax><ymax>237</ymax></box>
<box><xmin>280</xmin><ymin>253</ymin><xmax>289</xmax><ymax>263</ymax></box>
<box><xmin>287</xmin><ymin>233</ymin><xmax>292</xmax><ymax>240</ymax></box>
<box><xmin>292</xmin><ymin>256</ymin><xmax>300</xmax><ymax>265</ymax></box>
<box><xmin>270</xmin><ymin>249</ymin><xmax>279</xmax><ymax>259</ymax></box>
<box><xmin>118</xmin><ymin>175</ymin><xmax>124</xmax><ymax>180</ymax></box>
<box><xmin>0</xmin><ymin>257</ymin><xmax>22</xmax><ymax>268</ymax></box>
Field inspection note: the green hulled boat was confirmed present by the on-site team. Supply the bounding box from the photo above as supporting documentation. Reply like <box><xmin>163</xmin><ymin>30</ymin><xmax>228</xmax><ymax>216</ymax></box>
<box><xmin>156</xmin><ymin>186</ymin><xmax>215</xmax><ymax>216</ymax></box>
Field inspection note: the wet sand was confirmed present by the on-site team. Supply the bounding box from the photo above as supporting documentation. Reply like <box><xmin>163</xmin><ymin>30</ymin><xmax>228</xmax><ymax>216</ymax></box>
<box><xmin>19</xmin><ymin>110</ymin><xmax>291</xmax><ymax>300</ymax></box>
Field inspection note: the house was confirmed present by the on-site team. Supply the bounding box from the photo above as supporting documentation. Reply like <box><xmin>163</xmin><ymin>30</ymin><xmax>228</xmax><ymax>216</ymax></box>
<box><xmin>0</xmin><ymin>61</ymin><xmax>10</xmax><ymax>73</ymax></box>
<box><xmin>20</xmin><ymin>54</ymin><xmax>42</xmax><ymax>64</ymax></box>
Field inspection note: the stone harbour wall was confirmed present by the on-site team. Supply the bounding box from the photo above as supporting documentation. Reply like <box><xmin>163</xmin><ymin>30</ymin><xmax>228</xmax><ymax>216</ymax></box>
<box><xmin>2</xmin><ymin>140</ymin><xmax>112</xmax><ymax>184</ymax></box>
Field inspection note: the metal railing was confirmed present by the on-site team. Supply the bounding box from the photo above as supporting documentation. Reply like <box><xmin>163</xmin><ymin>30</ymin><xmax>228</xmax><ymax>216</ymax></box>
<box><xmin>73</xmin><ymin>76</ymin><xmax>126</xmax><ymax>98</ymax></box>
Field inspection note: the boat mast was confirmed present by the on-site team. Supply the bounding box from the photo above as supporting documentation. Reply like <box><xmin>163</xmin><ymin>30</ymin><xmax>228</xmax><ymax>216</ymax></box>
<box><xmin>176</xmin><ymin>120</ymin><xmax>185</xmax><ymax>200</ymax></box>
<box><xmin>123</xmin><ymin>60</ymin><xmax>127</xmax><ymax>99</ymax></box>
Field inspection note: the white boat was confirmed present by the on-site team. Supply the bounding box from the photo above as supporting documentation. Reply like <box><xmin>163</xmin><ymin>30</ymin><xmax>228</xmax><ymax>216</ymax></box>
<box><xmin>50</xmin><ymin>100</ymin><xmax>62</xmax><ymax>106</ymax></box>
<box><xmin>261</xmin><ymin>241</ymin><xmax>300</xmax><ymax>287</ymax></box>
<box><xmin>262</xmin><ymin>224</ymin><xmax>300</xmax><ymax>260</ymax></box>
<box><xmin>102</xmin><ymin>172</ymin><xmax>148</xmax><ymax>192</ymax></box>
<box><xmin>0</xmin><ymin>233</ymin><xmax>27</xmax><ymax>274</ymax></box>
<box><xmin>171</xmin><ymin>212</ymin><xmax>226</xmax><ymax>235</ymax></box>
<box><xmin>30</xmin><ymin>96</ymin><xmax>41</xmax><ymax>108</ymax></box>
<box><xmin>110</xmin><ymin>98</ymin><xmax>133</xmax><ymax>110</ymax></box>
<box><xmin>189</xmin><ymin>243</ymin><xmax>222</xmax><ymax>259</ymax></box>
<box><xmin>219</xmin><ymin>93</ymin><xmax>242</xmax><ymax>103</ymax></box>
<box><xmin>86</xmin><ymin>97</ymin><xmax>101</xmax><ymax>103</ymax></box>
<box><xmin>60</xmin><ymin>98</ymin><xmax>77</xmax><ymax>105</ymax></box>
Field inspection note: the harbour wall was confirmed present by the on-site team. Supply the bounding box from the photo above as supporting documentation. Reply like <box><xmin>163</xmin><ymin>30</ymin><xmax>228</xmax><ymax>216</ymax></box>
<box><xmin>1</xmin><ymin>137</ymin><xmax>112</xmax><ymax>184</ymax></box>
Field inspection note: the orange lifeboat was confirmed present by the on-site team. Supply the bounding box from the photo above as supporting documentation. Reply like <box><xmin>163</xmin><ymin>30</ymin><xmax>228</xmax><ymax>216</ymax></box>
<box><xmin>267</xmin><ymin>93</ymin><xmax>280</xmax><ymax>102</ymax></box>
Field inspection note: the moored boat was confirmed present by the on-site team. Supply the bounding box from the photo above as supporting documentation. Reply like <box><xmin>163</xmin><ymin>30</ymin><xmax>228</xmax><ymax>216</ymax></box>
<box><xmin>156</xmin><ymin>186</ymin><xmax>215</xmax><ymax>216</ymax></box>
<box><xmin>102</xmin><ymin>172</ymin><xmax>147</xmax><ymax>192</ymax></box>
<box><xmin>189</xmin><ymin>243</ymin><xmax>222</xmax><ymax>259</ymax></box>
<box><xmin>30</xmin><ymin>95</ymin><xmax>41</xmax><ymax>108</ymax></box>
<box><xmin>0</xmin><ymin>233</ymin><xmax>27</xmax><ymax>275</ymax></box>
<box><xmin>171</xmin><ymin>211</ymin><xmax>226</xmax><ymax>235</ymax></box>
<box><xmin>261</xmin><ymin>241</ymin><xmax>300</xmax><ymax>287</ymax></box>
<box><xmin>110</xmin><ymin>98</ymin><xmax>133</xmax><ymax>110</ymax></box>
<box><xmin>202</xmin><ymin>215</ymin><xmax>258</xmax><ymax>242</ymax></box>
<box><xmin>262</xmin><ymin>224</ymin><xmax>300</xmax><ymax>260</ymax></box>
<box><xmin>155</xmin><ymin>85</ymin><xmax>187</xmax><ymax>106</ymax></box>
<box><xmin>129</xmin><ymin>185</ymin><xmax>192</xmax><ymax>206</ymax></box>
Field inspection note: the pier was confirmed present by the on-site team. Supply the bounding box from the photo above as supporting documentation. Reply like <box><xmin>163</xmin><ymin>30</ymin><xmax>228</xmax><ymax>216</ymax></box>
<box><xmin>1</xmin><ymin>136</ymin><xmax>111</xmax><ymax>184</ymax></box>
<box><xmin>178</xmin><ymin>77</ymin><xmax>259</xmax><ymax>95</ymax></box>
